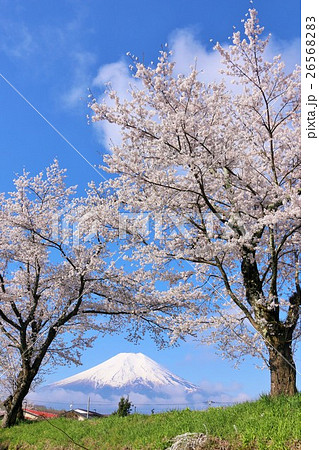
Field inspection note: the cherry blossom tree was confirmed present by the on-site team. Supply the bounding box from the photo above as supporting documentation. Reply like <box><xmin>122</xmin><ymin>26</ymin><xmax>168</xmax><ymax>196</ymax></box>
<box><xmin>91</xmin><ymin>9</ymin><xmax>301</xmax><ymax>396</ymax></box>
<box><xmin>0</xmin><ymin>161</ymin><xmax>196</xmax><ymax>427</ymax></box>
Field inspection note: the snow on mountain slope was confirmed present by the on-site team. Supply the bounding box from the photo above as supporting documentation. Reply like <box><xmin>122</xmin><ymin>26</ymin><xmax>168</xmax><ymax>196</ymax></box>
<box><xmin>51</xmin><ymin>352</ymin><xmax>198</xmax><ymax>392</ymax></box>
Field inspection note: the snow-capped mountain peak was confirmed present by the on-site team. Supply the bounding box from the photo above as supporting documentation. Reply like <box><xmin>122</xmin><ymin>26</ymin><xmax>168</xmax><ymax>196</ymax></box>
<box><xmin>51</xmin><ymin>352</ymin><xmax>198</xmax><ymax>392</ymax></box>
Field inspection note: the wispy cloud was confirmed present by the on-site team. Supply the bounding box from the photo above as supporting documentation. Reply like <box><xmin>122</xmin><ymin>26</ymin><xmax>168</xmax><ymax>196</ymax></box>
<box><xmin>0</xmin><ymin>21</ymin><xmax>36</xmax><ymax>59</ymax></box>
<box><xmin>0</xmin><ymin>5</ymin><xmax>97</xmax><ymax>113</ymax></box>
<box><xmin>62</xmin><ymin>51</ymin><xmax>97</xmax><ymax>109</ymax></box>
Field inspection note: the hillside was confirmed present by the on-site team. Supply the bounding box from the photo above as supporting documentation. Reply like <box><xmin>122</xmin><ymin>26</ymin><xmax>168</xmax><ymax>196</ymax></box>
<box><xmin>0</xmin><ymin>394</ymin><xmax>301</xmax><ymax>449</ymax></box>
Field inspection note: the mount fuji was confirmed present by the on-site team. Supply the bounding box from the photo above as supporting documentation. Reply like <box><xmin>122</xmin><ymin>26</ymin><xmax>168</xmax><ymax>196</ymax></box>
<box><xmin>49</xmin><ymin>353</ymin><xmax>199</xmax><ymax>398</ymax></box>
<box><xmin>28</xmin><ymin>353</ymin><xmax>248</xmax><ymax>412</ymax></box>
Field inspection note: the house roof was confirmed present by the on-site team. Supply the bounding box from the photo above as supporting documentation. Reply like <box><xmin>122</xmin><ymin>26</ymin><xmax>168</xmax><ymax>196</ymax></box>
<box><xmin>73</xmin><ymin>408</ymin><xmax>103</xmax><ymax>418</ymax></box>
<box><xmin>24</xmin><ymin>408</ymin><xmax>58</xmax><ymax>419</ymax></box>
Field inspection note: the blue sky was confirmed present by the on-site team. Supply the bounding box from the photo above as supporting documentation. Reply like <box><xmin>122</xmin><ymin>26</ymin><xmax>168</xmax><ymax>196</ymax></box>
<box><xmin>0</xmin><ymin>0</ymin><xmax>301</xmax><ymax>407</ymax></box>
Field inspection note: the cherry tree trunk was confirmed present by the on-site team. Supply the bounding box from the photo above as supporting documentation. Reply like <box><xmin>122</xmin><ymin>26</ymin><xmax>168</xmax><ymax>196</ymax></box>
<box><xmin>268</xmin><ymin>343</ymin><xmax>297</xmax><ymax>396</ymax></box>
<box><xmin>2</xmin><ymin>373</ymin><xmax>34</xmax><ymax>428</ymax></box>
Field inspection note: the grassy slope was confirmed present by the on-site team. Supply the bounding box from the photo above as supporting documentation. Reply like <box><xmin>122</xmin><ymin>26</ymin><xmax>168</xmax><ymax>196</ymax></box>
<box><xmin>0</xmin><ymin>394</ymin><xmax>301</xmax><ymax>450</ymax></box>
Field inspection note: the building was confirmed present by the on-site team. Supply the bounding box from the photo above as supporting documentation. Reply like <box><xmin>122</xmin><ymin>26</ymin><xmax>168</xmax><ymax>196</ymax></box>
<box><xmin>71</xmin><ymin>408</ymin><xmax>104</xmax><ymax>421</ymax></box>
<box><xmin>23</xmin><ymin>408</ymin><xmax>58</xmax><ymax>420</ymax></box>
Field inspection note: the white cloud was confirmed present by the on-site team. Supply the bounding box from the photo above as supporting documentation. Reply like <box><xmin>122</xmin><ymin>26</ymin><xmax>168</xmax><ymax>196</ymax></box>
<box><xmin>91</xmin><ymin>60</ymin><xmax>139</xmax><ymax>149</ymax></box>
<box><xmin>26</xmin><ymin>378</ymin><xmax>251</xmax><ymax>415</ymax></box>
<box><xmin>91</xmin><ymin>28</ymin><xmax>300</xmax><ymax>151</ymax></box>
<box><xmin>27</xmin><ymin>387</ymin><xmax>115</xmax><ymax>412</ymax></box>
<box><xmin>265</xmin><ymin>36</ymin><xmax>301</xmax><ymax>71</ymax></box>
<box><xmin>198</xmin><ymin>380</ymin><xmax>252</xmax><ymax>404</ymax></box>
<box><xmin>93</xmin><ymin>61</ymin><xmax>133</xmax><ymax>96</ymax></box>
<box><xmin>169</xmin><ymin>28</ymin><xmax>223</xmax><ymax>84</ymax></box>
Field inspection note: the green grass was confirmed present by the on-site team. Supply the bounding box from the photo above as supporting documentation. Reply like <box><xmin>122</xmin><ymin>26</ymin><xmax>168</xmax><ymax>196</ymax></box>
<box><xmin>0</xmin><ymin>393</ymin><xmax>301</xmax><ymax>450</ymax></box>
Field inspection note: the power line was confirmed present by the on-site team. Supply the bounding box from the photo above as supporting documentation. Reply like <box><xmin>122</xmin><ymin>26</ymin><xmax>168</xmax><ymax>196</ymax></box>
<box><xmin>25</xmin><ymin>398</ymin><xmax>236</xmax><ymax>407</ymax></box>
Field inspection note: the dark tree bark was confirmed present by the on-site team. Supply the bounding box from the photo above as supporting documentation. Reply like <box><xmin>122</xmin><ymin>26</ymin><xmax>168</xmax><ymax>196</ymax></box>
<box><xmin>1</xmin><ymin>328</ymin><xmax>57</xmax><ymax>428</ymax></box>
<box><xmin>2</xmin><ymin>371</ymin><xmax>34</xmax><ymax>428</ymax></box>
<box><xmin>240</xmin><ymin>246</ymin><xmax>299</xmax><ymax>397</ymax></box>
<box><xmin>268</xmin><ymin>342</ymin><xmax>297</xmax><ymax>396</ymax></box>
